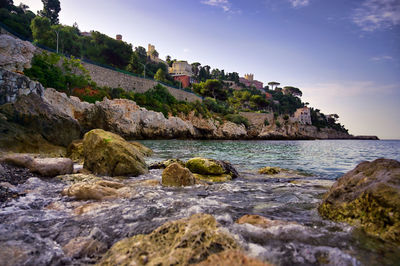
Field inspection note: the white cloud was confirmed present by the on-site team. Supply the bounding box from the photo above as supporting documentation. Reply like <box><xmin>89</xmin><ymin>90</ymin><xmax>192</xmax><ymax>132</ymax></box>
<box><xmin>201</xmin><ymin>0</ymin><xmax>231</xmax><ymax>12</ymax></box>
<box><xmin>289</xmin><ymin>0</ymin><xmax>310</xmax><ymax>8</ymax></box>
<box><xmin>371</xmin><ymin>55</ymin><xmax>394</xmax><ymax>61</ymax></box>
<box><xmin>353</xmin><ymin>0</ymin><xmax>400</xmax><ymax>31</ymax></box>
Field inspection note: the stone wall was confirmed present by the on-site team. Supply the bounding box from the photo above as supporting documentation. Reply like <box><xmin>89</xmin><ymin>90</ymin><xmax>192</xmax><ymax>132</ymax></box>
<box><xmin>81</xmin><ymin>62</ymin><xmax>202</xmax><ymax>103</ymax></box>
<box><xmin>0</xmin><ymin>68</ymin><xmax>44</xmax><ymax>105</ymax></box>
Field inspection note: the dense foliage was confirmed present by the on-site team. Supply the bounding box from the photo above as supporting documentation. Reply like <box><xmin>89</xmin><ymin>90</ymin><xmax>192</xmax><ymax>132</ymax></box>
<box><xmin>0</xmin><ymin>3</ymin><xmax>35</xmax><ymax>39</ymax></box>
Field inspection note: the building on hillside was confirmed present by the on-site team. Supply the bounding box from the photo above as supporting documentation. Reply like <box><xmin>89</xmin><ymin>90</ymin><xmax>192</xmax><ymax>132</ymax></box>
<box><xmin>81</xmin><ymin>32</ymin><xmax>91</xmax><ymax>37</ymax></box>
<box><xmin>239</xmin><ymin>74</ymin><xmax>263</xmax><ymax>90</ymax></box>
<box><xmin>147</xmin><ymin>44</ymin><xmax>168</xmax><ymax>67</ymax></box>
<box><xmin>116</xmin><ymin>34</ymin><xmax>122</xmax><ymax>41</ymax></box>
<box><xmin>168</xmin><ymin>61</ymin><xmax>193</xmax><ymax>88</ymax></box>
<box><xmin>294</xmin><ymin>107</ymin><xmax>312</xmax><ymax>125</ymax></box>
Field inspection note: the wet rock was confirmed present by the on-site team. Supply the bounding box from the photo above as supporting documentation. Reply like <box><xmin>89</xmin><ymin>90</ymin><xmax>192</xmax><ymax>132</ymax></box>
<box><xmin>98</xmin><ymin>213</ymin><xmax>238</xmax><ymax>265</ymax></box>
<box><xmin>66</xmin><ymin>140</ymin><xmax>84</xmax><ymax>163</ymax></box>
<box><xmin>83</xmin><ymin>129</ymin><xmax>148</xmax><ymax>177</ymax></box>
<box><xmin>0</xmin><ymin>162</ymin><xmax>35</xmax><ymax>185</ymax></box>
<box><xmin>194</xmin><ymin>250</ymin><xmax>269</xmax><ymax>266</ymax></box>
<box><xmin>149</xmin><ymin>158</ymin><xmax>186</xmax><ymax>169</ymax></box>
<box><xmin>236</xmin><ymin>215</ymin><xmax>296</xmax><ymax>229</ymax></box>
<box><xmin>130</xmin><ymin>141</ymin><xmax>153</xmax><ymax>157</ymax></box>
<box><xmin>29</xmin><ymin>158</ymin><xmax>73</xmax><ymax>177</ymax></box>
<box><xmin>56</xmin><ymin>173</ymin><xmax>101</xmax><ymax>185</ymax></box>
<box><xmin>62</xmin><ymin>180</ymin><xmax>125</xmax><ymax>201</ymax></box>
<box><xmin>162</xmin><ymin>163</ymin><xmax>195</xmax><ymax>187</ymax></box>
<box><xmin>0</xmin><ymin>164</ymin><xmax>4</xmax><ymax>175</ymax></box>
<box><xmin>0</xmin><ymin>94</ymin><xmax>81</xmax><ymax>147</ymax></box>
<box><xmin>63</xmin><ymin>236</ymin><xmax>107</xmax><ymax>259</ymax></box>
<box><xmin>186</xmin><ymin>157</ymin><xmax>239</xmax><ymax>182</ymax></box>
<box><xmin>258</xmin><ymin>167</ymin><xmax>281</xmax><ymax>175</ymax></box>
<box><xmin>319</xmin><ymin>158</ymin><xmax>400</xmax><ymax>243</ymax></box>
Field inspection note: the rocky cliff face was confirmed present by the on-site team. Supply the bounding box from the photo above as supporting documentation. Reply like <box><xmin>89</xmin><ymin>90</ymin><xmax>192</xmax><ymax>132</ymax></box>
<box><xmin>0</xmin><ymin>34</ymin><xmax>35</xmax><ymax>72</ymax></box>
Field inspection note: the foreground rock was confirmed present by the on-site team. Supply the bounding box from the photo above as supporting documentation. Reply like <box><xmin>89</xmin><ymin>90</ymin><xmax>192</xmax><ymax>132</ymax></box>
<box><xmin>186</xmin><ymin>157</ymin><xmax>239</xmax><ymax>182</ymax></box>
<box><xmin>98</xmin><ymin>213</ymin><xmax>238</xmax><ymax>265</ymax></box>
<box><xmin>195</xmin><ymin>250</ymin><xmax>269</xmax><ymax>266</ymax></box>
<box><xmin>162</xmin><ymin>163</ymin><xmax>195</xmax><ymax>187</ymax></box>
<box><xmin>66</xmin><ymin>140</ymin><xmax>84</xmax><ymax>163</ymax></box>
<box><xmin>1</xmin><ymin>154</ymin><xmax>73</xmax><ymax>177</ymax></box>
<box><xmin>83</xmin><ymin>129</ymin><xmax>148</xmax><ymax>177</ymax></box>
<box><xmin>62</xmin><ymin>180</ymin><xmax>125</xmax><ymax>201</ymax></box>
<box><xmin>0</xmin><ymin>35</ymin><xmax>35</xmax><ymax>72</ymax></box>
<box><xmin>29</xmin><ymin>158</ymin><xmax>73</xmax><ymax>177</ymax></box>
<box><xmin>318</xmin><ymin>158</ymin><xmax>400</xmax><ymax>243</ymax></box>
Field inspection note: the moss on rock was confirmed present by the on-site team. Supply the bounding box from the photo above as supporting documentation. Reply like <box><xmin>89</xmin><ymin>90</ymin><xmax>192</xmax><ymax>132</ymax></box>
<box><xmin>98</xmin><ymin>213</ymin><xmax>238</xmax><ymax>265</ymax></box>
<box><xmin>258</xmin><ymin>167</ymin><xmax>281</xmax><ymax>175</ymax></box>
<box><xmin>83</xmin><ymin>129</ymin><xmax>148</xmax><ymax>177</ymax></box>
<box><xmin>162</xmin><ymin>163</ymin><xmax>195</xmax><ymax>187</ymax></box>
<box><xmin>186</xmin><ymin>157</ymin><xmax>225</xmax><ymax>175</ymax></box>
<box><xmin>193</xmin><ymin>173</ymin><xmax>232</xmax><ymax>183</ymax></box>
<box><xmin>318</xmin><ymin>158</ymin><xmax>400</xmax><ymax>243</ymax></box>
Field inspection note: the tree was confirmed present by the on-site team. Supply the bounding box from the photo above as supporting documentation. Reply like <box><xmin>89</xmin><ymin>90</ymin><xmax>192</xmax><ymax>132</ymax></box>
<box><xmin>30</xmin><ymin>16</ymin><xmax>53</xmax><ymax>47</ymax></box>
<box><xmin>193</xmin><ymin>79</ymin><xmax>227</xmax><ymax>100</ymax></box>
<box><xmin>0</xmin><ymin>0</ymin><xmax>13</xmax><ymax>9</ymax></box>
<box><xmin>40</xmin><ymin>0</ymin><xmax>61</xmax><ymax>24</ymax></box>
<box><xmin>283</xmin><ymin>86</ymin><xmax>302</xmax><ymax>97</ymax></box>
<box><xmin>268</xmin><ymin>81</ymin><xmax>280</xmax><ymax>90</ymax></box>
<box><xmin>154</xmin><ymin>68</ymin><xmax>166</xmax><ymax>82</ymax></box>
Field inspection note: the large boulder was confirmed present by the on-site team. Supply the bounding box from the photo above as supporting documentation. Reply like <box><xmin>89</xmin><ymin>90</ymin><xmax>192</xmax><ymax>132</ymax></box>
<box><xmin>0</xmin><ymin>34</ymin><xmax>35</xmax><ymax>72</ymax></box>
<box><xmin>186</xmin><ymin>157</ymin><xmax>239</xmax><ymax>182</ymax></box>
<box><xmin>318</xmin><ymin>158</ymin><xmax>400</xmax><ymax>243</ymax></box>
<box><xmin>98</xmin><ymin>213</ymin><xmax>238</xmax><ymax>265</ymax></box>
<box><xmin>83</xmin><ymin>129</ymin><xmax>148</xmax><ymax>177</ymax></box>
<box><xmin>61</xmin><ymin>180</ymin><xmax>125</xmax><ymax>200</ymax></box>
<box><xmin>162</xmin><ymin>163</ymin><xmax>195</xmax><ymax>187</ymax></box>
<box><xmin>0</xmin><ymin>94</ymin><xmax>81</xmax><ymax>147</ymax></box>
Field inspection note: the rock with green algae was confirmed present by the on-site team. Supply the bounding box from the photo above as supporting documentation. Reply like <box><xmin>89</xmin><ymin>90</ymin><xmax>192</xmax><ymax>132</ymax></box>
<box><xmin>83</xmin><ymin>129</ymin><xmax>148</xmax><ymax>177</ymax></box>
<box><xmin>66</xmin><ymin>140</ymin><xmax>84</xmax><ymax>163</ymax></box>
<box><xmin>162</xmin><ymin>163</ymin><xmax>195</xmax><ymax>187</ymax></box>
<box><xmin>258</xmin><ymin>166</ymin><xmax>281</xmax><ymax>175</ymax></box>
<box><xmin>186</xmin><ymin>157</ymin><xmax>239</xmax><ymax>182</ymax></box>
<box><xmin>97</xmin><ymin>213</ymin><xmax>239</xmax><ymax>265</ymax></box>
<box><xmin>318</xmin><ymin>158</ymin><xmax>400</xmax><ymax>243</ymax></box>
<box><xmin>129</xmin><ymin>141</ymin><xmax>153</xmax><ymax>157</ymax></box>
<box><xmin>194</xmin><ymin>250</ymin><xmax>270</xmax><ymax>266</ymax></box>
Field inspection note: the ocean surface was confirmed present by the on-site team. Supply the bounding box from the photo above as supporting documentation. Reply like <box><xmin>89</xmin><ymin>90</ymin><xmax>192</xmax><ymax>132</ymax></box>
<box><xmin>141</xmin><ymin>139</ymin><xmax>400</xmax><ymax>179</ymax></box>
<box><xmin>1</xmin><ymin>139</ymin><xmax>399</xmax><ymax>265</ymax></box>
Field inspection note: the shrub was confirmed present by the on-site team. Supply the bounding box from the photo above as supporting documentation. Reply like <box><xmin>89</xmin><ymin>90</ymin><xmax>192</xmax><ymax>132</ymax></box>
<box><xmin>225</xmin><ymin>114</ymin><xmax>249</xmax><ymax>128</ymax></box>
<box><xmin>264</xmin><ymin>119</ymin><xmax>270</xmax><ymax>126</ymax></box>
<box><xmin>275</xmin><ymin>121</ymin><xmax>281</xmax><ymax>128</ymax></box>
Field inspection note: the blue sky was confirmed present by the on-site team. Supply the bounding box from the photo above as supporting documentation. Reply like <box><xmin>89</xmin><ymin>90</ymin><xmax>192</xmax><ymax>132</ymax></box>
<box><xmin>22</xmin><ymin>0</ymin><xmax>400</xmax><ymax>139</ymax></box>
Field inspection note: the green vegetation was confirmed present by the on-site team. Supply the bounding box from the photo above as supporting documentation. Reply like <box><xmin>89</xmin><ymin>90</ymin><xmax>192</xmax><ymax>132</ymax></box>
<box><xmin>224</xmin><ymin>114</ymin><xmax>249</xmax><ymax>128</ymax></box>
<box><xmin>0</xmin><ymin>2</ymin><xmax>35</xmax><ymax>39</ymax></box>
<box><xmin>38</xmin><ymin>0</ymin><xmax>60</xmax><ymax>24</ymax></box>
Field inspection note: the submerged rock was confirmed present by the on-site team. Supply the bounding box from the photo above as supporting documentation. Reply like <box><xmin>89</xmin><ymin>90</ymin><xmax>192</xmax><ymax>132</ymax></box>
<box><xmin>186</xmin><ymin>157</ymin><xmax>239</xmax><ymax>182</ymax></box>
<box><xmin>83</xmin><ymin>129</ymin><xmax>148</xmax><ymax>177</ymax></box>
<box><xmin>149</xmin><ymin>158</ymin><xmax>186</xmax><ymax>169</ymax></box>
<box><xmin>162</xmin><ymin>163</ymin><xmax>195</xmax><ymax>187</ymax></box>
<box><xmin>195</xmin><ymin>250</ymin><xmax>269</xmax><ymax>266</ymax></box>
<box><xmin>318</xmin><ymin>158</ymin><xmax>400</xmax><ymax>243</ymax></box>
<box><xmin>236</xmin><ymin>215</ymin><xmax>296</xmax><ymax>229</ymax></box>
<box><xmin>258</xmin><ymin>167</ymin><xmax>281</xmax><ymax>175</ymax></box>
<box><xmin>98</xmin><ymin>213</ymin><xmax>238</xmax><ymax>265</ymax></box>
<box><xmin>62</xmin><ymin>180</ymin><xmax>125</xmax><ymax>201</ymax></box>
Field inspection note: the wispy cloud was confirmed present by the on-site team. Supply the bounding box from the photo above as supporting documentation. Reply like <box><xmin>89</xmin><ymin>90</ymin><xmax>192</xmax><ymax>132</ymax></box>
<box><xmin>289</xmin><ymin>0</ymin><xmax>310</xmax><ymax>8</ymax></box>
<box><xmin>371</xmin><ymin>55</ymin><xmax>394</xmax><ymax>61</ymax></box>
<box><xmin>353</xmin><ymin>0</ymin><xmax>400</xmax><ymax>31</ymax></box>
<box><xmin>201</xmin><ymin>0</ymin><xmax>231</xmax><ymax>12</ymax></box>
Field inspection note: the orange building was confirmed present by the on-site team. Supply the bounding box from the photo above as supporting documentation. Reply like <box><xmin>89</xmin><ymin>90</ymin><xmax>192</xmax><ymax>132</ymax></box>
<box><xmin>173</xmin><ymin>75</ymin><xmax>191</xmax><ymax>88</ymax></box>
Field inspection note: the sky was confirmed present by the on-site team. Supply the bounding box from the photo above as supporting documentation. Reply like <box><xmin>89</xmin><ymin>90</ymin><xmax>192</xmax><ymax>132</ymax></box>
<box><xmin>20</xmin><ymin>0</ymin><xmax>400</xmax><ymax>139</ymax></box>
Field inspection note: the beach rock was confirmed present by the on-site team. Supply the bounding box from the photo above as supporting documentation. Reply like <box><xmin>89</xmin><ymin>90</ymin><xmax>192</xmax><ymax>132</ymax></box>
<box><xmin>66</xmin><ymin>140</ymin><xmax>84</xmax><ymax>163</ymax></box>
<box><xmin>98</xmin><ymin>213</ymin><xmax>238</xmax><ymax>265</ymax></box>
<box><xmin>0</xmin><ymin>93</ymin><xmax>81</xmax><ymax>147</ymax></box>
<box><xmin>318</xmin><ymin>158</ymin><xmax>400</xmax><ymax>243</ymax></box>
<box><xmin>195</xmin><ymin>250</ymin><xmax>269</xmax><ymax>266</ymax></box>
<box><xmin>186</xmin><ymin>157</ymin><xmax>239</xmax><ymax>182</ymax></box>
<box><xmin>0</xmin><ymin>34</ymin><xmax>36</xmax><ymax>72</ymax></box>
<box><xmin>0</xmin><ymin>153</ymin><xmax>34</xmax><ymax>168</ymax></box>
<box><xmin>236</xmin><ymin>215</ymin><xmax>296</xmax><ymax>229</ymax></box>
<box><xmin>56</xmin><ymin>173</ymin><xmax>101</xmax><ymax>185</ymax></box>
<box><xmin>130</xmin><ymin>141</ymin><xmax>153</xmax><ymax>157</ymax></box>
<box><xmin>29</xmin><ymin>157</ymin><xmax>73</xmax><ymax>177</ymax></box>
<box><xmin>162</xmin><ymin>163</ymin><xmax>195</xmax><ymax>187</ymax></box>
<box><xmin>62</xmin><ymin>180</ymin><xmax>125</xmax><ymax>200</ymax></box>
<box><xmin>83</xmin><ymin>129</ymin><xmax>148</xmax><ymax>177</ymax></box>
<box><xmin>149</xmin><ymin>158</ymin><xmax>186</xmax><ymax>169</ymax></box>
<box><xmin>258</xmin><ymin>167</ymin><xmax>281</xmax><ymax>175</ymax></box>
